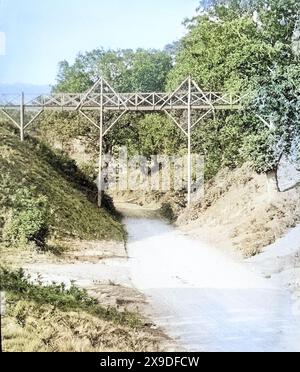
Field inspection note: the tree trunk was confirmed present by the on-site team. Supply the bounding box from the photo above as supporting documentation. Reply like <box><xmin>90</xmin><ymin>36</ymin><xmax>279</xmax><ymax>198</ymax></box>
<box><xmin>274</xmin><ymin>151</ymin><xmax>284</xmax><ymax>192</ymax></box>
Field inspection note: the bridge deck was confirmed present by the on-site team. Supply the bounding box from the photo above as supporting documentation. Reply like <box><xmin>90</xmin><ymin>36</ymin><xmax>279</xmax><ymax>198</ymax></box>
<box><xmin>0</xmin><ymin>91</ymin><xmax>243</xmax><ymax>111</ymax></box>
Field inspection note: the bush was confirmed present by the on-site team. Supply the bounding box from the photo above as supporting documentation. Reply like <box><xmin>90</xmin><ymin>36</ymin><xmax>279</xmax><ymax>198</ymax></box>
<box><xmin>3</xmin><ymin>187</ymin><xmax>50</xmax><ymax>248</ymax></box>
<box><xmin>160</xmin><ymin>202</ymin><xmax>176</xmax><ymax>222</ymax></box>
<box><xmin>241</xmin><ymin>131</ymin><xmax>278</xmax><ymax>173</ymax></box>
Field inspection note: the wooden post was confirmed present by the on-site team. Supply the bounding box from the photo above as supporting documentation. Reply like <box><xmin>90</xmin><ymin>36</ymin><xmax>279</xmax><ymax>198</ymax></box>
<box><xmin>20</xmin><ymin>92</ymin><xmax>25</xmax><ymax>141</ymax></box>
<box><xmin>98</xmin><ymin>79</ymin><xmax>104</xmax><ymax>208</ymax></box>
<box><xmin>187</xmin><ymin>78</ymin><xmax>192</xmax><ymax>206</ymax></box>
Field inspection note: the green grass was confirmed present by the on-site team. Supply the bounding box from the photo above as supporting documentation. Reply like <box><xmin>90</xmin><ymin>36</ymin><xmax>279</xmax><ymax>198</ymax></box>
<box><xmin>0</xmin><ymin>267</ymin><xmax>141</xmax><ymax>328</ymax></box>
<box><xmin>0</xmin><ymin>122</ymin><xmax>125</xmax><ymax>246</ymax></box>
<box><xmin>1</xmin><ymin>268</ymin><xmax>161</xmax><ymax>353</ymax></box>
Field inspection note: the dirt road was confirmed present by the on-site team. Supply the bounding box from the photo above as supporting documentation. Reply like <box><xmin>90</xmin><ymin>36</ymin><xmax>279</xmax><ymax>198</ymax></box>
<box><xmin>124</xmin><ymin>211</ymin><xmax>300</xmax><ymax>352</ymax></box>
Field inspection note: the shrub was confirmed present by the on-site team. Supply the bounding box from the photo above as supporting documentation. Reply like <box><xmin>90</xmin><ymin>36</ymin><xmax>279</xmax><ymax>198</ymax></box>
<box><xmin>3</xmin><ymin>187</ymin><xmax>50</xmax><ymax>248</ymax></box>
<box><xmin>160</xmin><ymin>202</ymin><xmax>176</xmax><ymax>222</ymax></box>
<box><xmin>241</xmin><ymin>131</ymin><xmax>278</xmax><ymax>173</ymax></box>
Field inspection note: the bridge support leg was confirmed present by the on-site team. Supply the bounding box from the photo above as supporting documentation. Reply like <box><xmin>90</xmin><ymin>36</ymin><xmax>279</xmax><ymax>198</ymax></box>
<box><xmin>98</xmin><ymin>80</ymin><xmax>104</xmax><ymax>208</ymax></box>
<box><xmin>20</xmin><ymin>92</ymin><xmax>25</xmax><ymax>142</ymax></box>
<box><xmin>187</xmin><ymin>78</ymin><xmax>192</xmax><ymax>206</ymax></box>
<box><xmin>98</xmin><ymin>119</ymin><xmax>103</xmax><ymax>208</ymax></box>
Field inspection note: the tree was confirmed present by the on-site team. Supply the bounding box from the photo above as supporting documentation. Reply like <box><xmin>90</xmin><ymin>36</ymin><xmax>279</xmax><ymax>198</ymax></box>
<box><xmin>136</xmin><ymin>114</ymin><xmax>186</xmax><ymax>157</ymax></box>
<box><xmin>250</xmin><ymin>64</ymin><xmax>300</xmax><ymax>172</ymax></box>
<box><xmin>54</xmin><ymin>48</ymin><xmax>172</xmax><ymax>93</ymax></box>
<box><xmin>166</xmin><ymin>0</ymin><xmax>300</xmax><ymax>179</ymax></box>
<box><xmin>130</xmin><ymin>50</ymin><xmax>172</xmax><ymax>92</ymax></box>
<box><xmin>54</xmin><ymin>49</ymin><xmax>105</xmax><ymax>93</ymax></box>
<box><xmin>199</xmin><ymin>0</ymin><xmax>300</xmax><ymax>58</ymax></box>
<box><xmin>167</xmin><ymin>15</ymin><xmax>275</xmax><ymax>92</ymax></box>
<box><xmin>292</xmin><ymin>19</ymin><xmax>300</xmax><ymax>57</ymax></box>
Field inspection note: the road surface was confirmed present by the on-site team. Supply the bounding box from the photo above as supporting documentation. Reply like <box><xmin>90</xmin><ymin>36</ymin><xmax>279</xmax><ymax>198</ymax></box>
<box><xmin>125</xmin><ymin>216</ymin><xmax>300</xmax><ymax>352</ymax></box>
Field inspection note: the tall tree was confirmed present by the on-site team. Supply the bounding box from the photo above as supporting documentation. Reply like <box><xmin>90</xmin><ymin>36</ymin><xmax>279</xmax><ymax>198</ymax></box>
<box><xmin>167</xmin><ymin>15</ymin><xmax>275</xmax><ymax>92</ymax></box>
<box><xmin>167</xmin><ymin>0</ymin><xmax>300</xmax><ymax>178</ymax></box>
<box><xmin>54</xmin><ymin>48</ymin><xmax>172</xmax><ymax>93</ymax></box>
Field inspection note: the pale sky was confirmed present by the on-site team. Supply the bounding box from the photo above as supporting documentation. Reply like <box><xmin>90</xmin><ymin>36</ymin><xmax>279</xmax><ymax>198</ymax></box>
<box><xmin>0</xmin><ymin>0</ymin><xmax>199</xmax><ymax>85</ymax></box>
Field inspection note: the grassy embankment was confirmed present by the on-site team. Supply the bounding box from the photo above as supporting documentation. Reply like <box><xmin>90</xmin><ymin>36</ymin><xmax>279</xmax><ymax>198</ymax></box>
<box><xmin>0</xmin><ymin>123</ymin><xmax>125</xmax><ymax>250</ymax></box>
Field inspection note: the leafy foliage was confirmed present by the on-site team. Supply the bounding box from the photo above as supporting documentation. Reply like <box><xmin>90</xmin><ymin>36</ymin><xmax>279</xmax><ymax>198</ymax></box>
<box><xmin>241</xmin><ymin>130</ymin><xmax>278</xmax><ymax>172</ymax></box>
<box><xmin>3</xmin><ymin>188</ymin><xmax>50</xmax><ymax>248</ymax></box>
<box><xmin>251</xmin><ymin>63</ymin><xmax>300</xmax><ymax>165</ymax></box>
<box><xmin>191</xmin><ymin>114</ymin><xmax>249</xmax><ymax>178</ymax></box>
<box><xmin>137</xmin><ymin>114</ymin><xmax>186</xmax><ymax>157</ymax></box>
<box><xmin>167</xmin><ymin>0</ymin><xmax>300</xmax><ymax>174</ymax></box>
<box><xmin>55</xmin><ymin>49</ymin><xmax>172</xmax><ymax>93</ymax></box>
<box><xmin>167</xmin><ymin>15</ymin><xmax>275</xmax><ymax>92</ymax></box>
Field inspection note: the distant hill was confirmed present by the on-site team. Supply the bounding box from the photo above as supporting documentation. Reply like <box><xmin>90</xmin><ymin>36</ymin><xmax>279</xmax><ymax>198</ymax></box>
<box><xmin>0</xmin><ymin>83</ymin><xmax>51</xmax><ymax>94</ymax></box>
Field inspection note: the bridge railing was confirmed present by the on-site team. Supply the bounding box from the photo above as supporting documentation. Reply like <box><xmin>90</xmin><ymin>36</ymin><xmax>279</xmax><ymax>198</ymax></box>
<box><xmin>0</xmin><ymin>91</ymin><xmax>244</xmax><ymax>110</ymax></box>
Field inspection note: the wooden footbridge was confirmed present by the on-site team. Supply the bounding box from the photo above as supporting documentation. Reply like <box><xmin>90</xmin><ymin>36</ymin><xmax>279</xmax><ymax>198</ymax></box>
<box><xmin>0</xmin><ymin>77</ymin><xmax>244</xmax><ymax>205</ymax></box>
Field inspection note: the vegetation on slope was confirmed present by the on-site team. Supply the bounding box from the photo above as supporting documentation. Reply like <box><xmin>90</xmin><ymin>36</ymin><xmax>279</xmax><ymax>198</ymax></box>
<box><xmin>0</xmin><ymin>267</ymin><xmax>139</xmax><ymax>327</ymax></box>
<box><xmin>0</xmin><ymin>267</ymin><xmax>164</xmax><ymax>352</ymax></box>
<box><xmin>0</xmin><ymin>123</ymin><xmax>125</xmax><ymax>250</ymax></box>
